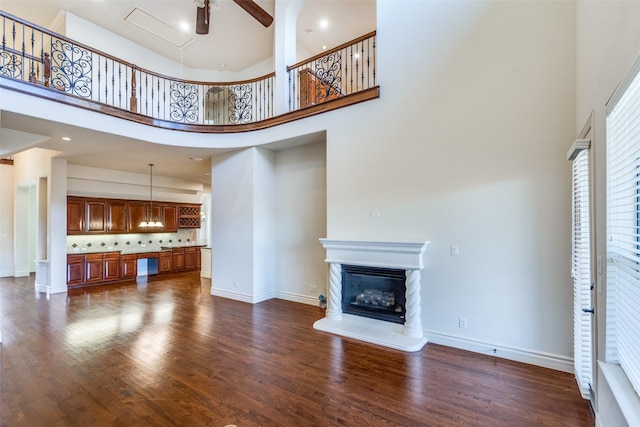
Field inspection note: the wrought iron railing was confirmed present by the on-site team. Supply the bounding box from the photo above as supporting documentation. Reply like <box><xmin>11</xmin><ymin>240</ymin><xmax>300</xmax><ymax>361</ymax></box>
<box><xmin>0</xmin><ymin>11</ymin><xmax>377</xmax><ymax>129</ymax></box>
<box><xmin>0</xmin><ymin>11</ymin><xmax>275</xmax><ymax>125</ymax></box>
<box><xmin>287</xmin><ymin>32</ymin><xmax>376</xmax><ymax>111</ymax></box>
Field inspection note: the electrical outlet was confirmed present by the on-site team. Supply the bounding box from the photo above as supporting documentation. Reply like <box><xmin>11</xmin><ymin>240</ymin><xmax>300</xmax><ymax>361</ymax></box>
<box><xmin>309</xmin><ymin>283</ymin><xmax>317</xmax><ymax>291</ymax></box>
<box><xmin>233</xmin><ymin>281</ymin><xmax>238</xmax><ymax>288</ymax></box>
<box><xmin>459</xmin><ymin>317</ymin><xmax>468</xmax><ymax>329</ymax></box>
<box><xmin>450</xmin><ymin>245</ymin><xmax>459</xmax><ymax>256</ymax></box>
<box><xmin>370</xmin><ymin>210</ymin><xmax>380</xmax><ymax>218</ymax></box>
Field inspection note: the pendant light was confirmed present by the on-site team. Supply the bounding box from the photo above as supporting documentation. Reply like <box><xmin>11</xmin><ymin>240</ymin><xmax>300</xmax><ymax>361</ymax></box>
<box><xmin>139</xmin><ymin>163</ymin><xmax>163</xmax><ymax>228</ymax></box>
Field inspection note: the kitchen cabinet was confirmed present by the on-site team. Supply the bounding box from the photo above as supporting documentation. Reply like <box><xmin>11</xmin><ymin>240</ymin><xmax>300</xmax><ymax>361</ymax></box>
<box><xmin>196</xmin><ymin>247</ymin><xmax>201</xmax><ymax>269</ymax></box>
<box><xmin>184</xmin><ymin>247</ymin><xmax>197</xmax><ymax>270</ymax></box>
<box><xmin>158</xmin><ymin>251</ymin><xmax>172</xmax><ymax>273</ymax></box>
<box><xmin>126</xmin><ymin>202</ymin><xmax>147</xmax><ymax>234</ymax></box>
<box><xmin>85</xmin><ymin>253</ymin><xmax>105</xmax><ymax>283</ymax></box>
<box><xmin>127</xmin><ymin>202</ymin><xmax>163</xmax><ymax>233</ymax></box>
<box><xmin>67</xmin><ymin>197</ymin><xmax>200</xmax><ymax>234</ymax></box>
<box><xmin>162</xmin><ymin>204</ymin><xmax>178</xmax><ymax>232</ymax></box>
<box><xmin>67</xmin><ymin>198</ymin><xmax>85</xmax><ymax>234</ymax></box>
<box><xmin>122</xmin><ymin>254</ymin><xmax>138</xmax><ymax>279</ymax></box>
<box><xmin>172</xmin><ymin>248</ymin><xmax>185</xmax><ymax>271</ymax></box>
<box><xmin>107</xmin><ymin>201</ymin><xmax>127</xmax><ymax>233</ymax></box>
<box><xmin>85</xmin><ymin>200</ymin><xmax>107</xmax><ymax>233</ymax></box>
<box><xmin>67</xmin><ymin>254</ymin><xmax>85</xmax><ymax>285</ymax></box>
<box><xmin>178</xmin><ymin>204</ymin><xmax>201</xmax><ymax>228</ymax></box>
<box><xmin>104</xmin><ymin>252</ymin><xmax>121</xmax><ymax>281</ymax></box>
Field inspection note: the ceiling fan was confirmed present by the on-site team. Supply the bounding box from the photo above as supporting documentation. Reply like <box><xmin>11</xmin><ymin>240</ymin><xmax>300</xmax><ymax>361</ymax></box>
<box><xmin>194</xmin><ymin>0</ymin><xmax>274</xmax><ymax>35</ymax></box>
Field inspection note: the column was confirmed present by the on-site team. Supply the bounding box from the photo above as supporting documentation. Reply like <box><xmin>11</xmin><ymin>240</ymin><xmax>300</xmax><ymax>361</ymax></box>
<box><xmin>327</xmin><ymin>262</ymin><xmax>342</xmax><ymax>320</ymax></box>
<box><xmin>404</xmin><ymin>269</ymin><xmax>423</xmax><ymax>337</ymax></box>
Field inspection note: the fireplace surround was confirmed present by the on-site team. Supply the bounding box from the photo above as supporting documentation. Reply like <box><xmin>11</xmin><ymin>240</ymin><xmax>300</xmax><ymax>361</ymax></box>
<box><xmin>314</xmin><ymin>239</ymin><xmax>430</xmax><ymax>352</ymax></box>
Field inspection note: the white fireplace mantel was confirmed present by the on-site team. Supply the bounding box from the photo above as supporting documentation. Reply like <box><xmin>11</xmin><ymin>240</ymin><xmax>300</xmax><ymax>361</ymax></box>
<box><xmin>314</xmin><ymin>239</ymin><xmax>430</xmax><ymax>352</ymax></box>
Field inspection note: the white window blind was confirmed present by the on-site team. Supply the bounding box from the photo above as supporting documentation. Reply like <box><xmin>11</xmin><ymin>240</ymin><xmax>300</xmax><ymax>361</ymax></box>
<box><xmin>606</xmin><ymin>64</ymin><xmax>640</xmax><ymax>397</ymax></box>
<box><xmin>571</xmin><ymin>147</ymin><xmax>592</xmax><ymax>398</ymax></box>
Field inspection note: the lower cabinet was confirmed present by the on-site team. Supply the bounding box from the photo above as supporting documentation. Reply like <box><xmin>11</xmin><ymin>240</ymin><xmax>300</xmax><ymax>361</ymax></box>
<box><xmin>85</xmin><ymin>253</ymin><xmax>105</xmax><ymax>283</ymax></box>
<box><xmin>67</xmin><ymin>247</ymin><xmax>203</xmax><ymax>287</ymax></box>
<box><xmin>67</xmin><ymin>252</ymin><xmax>121</xmax><ymax>286</ymax></box>
<box><xmin>122</xmin><ymin>254</ymin><xmax>138</xmax><ymax>279</ymax></box>
<box><xmin>184</xmin><ymin>247</ymin><xmax>197</xmax><ymax>270</ymax></box>
<box><xmin>159</xmin><ymin>251</ymin><xmax>172</xmax><ymax>274</ymax></box>
<box><xmin>67</xmin><ymin>254</ymin><xmax>86</xmax><ymax>285</ymax></box>
<box><xmin>172</xmin><ymin>248</ymin><xmax>185</xmax><ymax>271</ymax></box>
<box><xmin>104</xmin><ymin>252</ymin><xmax>121</xmax><ymax>281</ymax></box>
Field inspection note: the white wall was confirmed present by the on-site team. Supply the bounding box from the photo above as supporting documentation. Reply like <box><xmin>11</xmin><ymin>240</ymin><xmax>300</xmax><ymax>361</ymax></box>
<box><xmin>66</xmin><ymin>164</ymin><xmax>204</xmax><ymax>203</ymax></box>
<box><xmin>576</xmin><ymin>1</ymin><xmax>640</xmax><ymax>424</ymax></box>
<box><xmin>319</xmin><ymin>0</ymin><xmax>575</xmax><ymax>368</ymax></box>
<box><xmin>210</xmin><ymin>148</ymin><xmax>257</xmax><ymax>301</ymax></box>
<box><xmin>0</xmin><ymin>163</ymin><xmax>14</xmax><ymax>277</ymax></box>
<box><xmin>253</xmin><ymin>148</ymin><xmax>276</xmax><ymax>303</ymax></box>
<box><xmin>274</xmin><ymin>142</ymin><xmax>327</xmax><ymax>305</ymax></box>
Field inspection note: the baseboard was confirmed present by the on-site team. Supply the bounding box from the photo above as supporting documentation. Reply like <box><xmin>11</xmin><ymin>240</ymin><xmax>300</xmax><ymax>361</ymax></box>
<box><xmin>210</xmin><ymin>288</ymin><xmax>276</xmax><ymax>304</ymax></box>
<box><xmin>14</xmin><ymin>270</ymin><xmax>29</xmax><ymax>277</ymax></box>
<box><xmin>200</xmin><ymin>271</ymin><xmax>211</xmax><ymax>278</ymax></box>
<box><xmin>276</xmin><ymin>291</ymin><xmax>320</xmax><ymax>306</ymax></box>
<box><xmin>35</xmin><ymin>281</ymin><xmax>46</xmax><ymax>293</ymax></box>
<box><xmin>47</xmin><ymin>283</ymin><xmax>68</xmax><ymax>295</ymax></box>
<box><xmin>0</xmin><ymin>270</ymin><xmax>14</xmax><ymax>277</ymax></box>
<box><xmin>426</xmin><ymin>331</ymin><xmax>574</xmax><ymax>373</ymax></box>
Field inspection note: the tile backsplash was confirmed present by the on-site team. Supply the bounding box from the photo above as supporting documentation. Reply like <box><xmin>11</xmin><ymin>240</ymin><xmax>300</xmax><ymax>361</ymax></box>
<box><xmin>67</xmin><ymin>229</ymin><xmax>198</xmax><ymax>253</ymax></box>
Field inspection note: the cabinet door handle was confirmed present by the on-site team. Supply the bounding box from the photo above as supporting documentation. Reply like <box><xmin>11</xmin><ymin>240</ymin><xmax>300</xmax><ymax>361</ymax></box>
<box><xmin>582</xmin><ymin>308</ymin><xmax>595</xmax><ymax>314</ymax></box>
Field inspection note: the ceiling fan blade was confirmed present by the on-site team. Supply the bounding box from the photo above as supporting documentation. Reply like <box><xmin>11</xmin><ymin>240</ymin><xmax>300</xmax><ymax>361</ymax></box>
<box><xmin>196</xmin><ymin>0</ymin><xmax>210</xmax><ymax>34</ymax></box>
<box><xmin>232</xmin><ymin>0</ymin><xmax>274</xmax><ymax>28</ymax></box>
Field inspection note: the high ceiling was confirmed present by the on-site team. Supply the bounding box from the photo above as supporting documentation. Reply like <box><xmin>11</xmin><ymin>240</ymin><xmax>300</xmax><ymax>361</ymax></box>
<box><xmin>0</xmin><ymin>0</ymin><xmax>376</xmax><ymax>184</ymax></box>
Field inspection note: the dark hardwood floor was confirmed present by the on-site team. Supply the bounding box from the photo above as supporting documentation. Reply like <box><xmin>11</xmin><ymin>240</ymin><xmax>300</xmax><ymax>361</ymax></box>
<box><xmin>0</xmin><ymin>273</ymin><xmax>593</xmax><ymax>426</ymax></box>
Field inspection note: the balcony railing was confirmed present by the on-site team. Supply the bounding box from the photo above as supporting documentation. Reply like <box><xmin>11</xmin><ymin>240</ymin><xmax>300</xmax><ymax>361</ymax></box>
<box><xmin>0</xmin><ymin>11</ymin><xmax>378</xmax><ymax>131</ymax></box>
<box><xmin>287</xmin><ymin>31</ymin><xmax>376</xmax><ymax>111</ymax></box>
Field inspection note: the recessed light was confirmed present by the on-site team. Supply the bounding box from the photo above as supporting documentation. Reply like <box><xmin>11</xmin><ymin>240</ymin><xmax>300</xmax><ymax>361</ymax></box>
<box><xmin>322</xmin><ymin>45</ymin><xmax>327</xmax><ymax>50</ymax></box>
<box><xmin>61</xmin><ymin>137</ymin><xmax>72</xmax><ymax>141</ymax></box>
<box><xmin>190</xmin><ymin>157</ymin><xmax>203</xmax><ymax>161</ymax></box>
<box><xmin>179</xmin><ymin>21</ymin><xmax>190</xmax><ymax>32</ymax></box>
<box><xmin>319</xmin><ymin>19</ymin><xmax>329</xmax><ymax>30</ymax></box>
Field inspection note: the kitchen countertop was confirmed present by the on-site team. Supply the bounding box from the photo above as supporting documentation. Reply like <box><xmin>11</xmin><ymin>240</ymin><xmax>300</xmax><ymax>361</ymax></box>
<box><xmin>68</xmin><ymin>245</ymin><xmax>209</xmax><ymax>256</ymax></box>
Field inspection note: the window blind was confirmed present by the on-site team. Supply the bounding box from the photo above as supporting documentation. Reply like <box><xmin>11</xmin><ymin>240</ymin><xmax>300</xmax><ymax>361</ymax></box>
<box><xmin>606</xmin><ymin>65</ymin><xmax>640</xmax><ymax>397</ymax></box>
<box><xmin>571</xmin><ymin>148</ymin><xmax>592</xmax><ymax>398</ymax></box>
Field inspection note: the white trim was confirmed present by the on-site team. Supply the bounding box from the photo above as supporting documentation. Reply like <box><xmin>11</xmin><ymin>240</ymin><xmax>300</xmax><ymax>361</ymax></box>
<box><xmin>599</xmin><ymin>361</ymin><xmax>640</xmax><ymax>427</ymax></box>
<box><xmin>607</xmin><ymin>49</ymin><xmax>640</xmax><ymax>113</ymax></box>
<box><xmin>567</xmin><ymin>138</ymin><xmax>591</xmax><ymax>161</ymax></box>
<box><xmin>276</xmin><ymin>291</ymin><xmax>319</xmax><ymax>306</ymax></box>
<box><xmin>426</xmin><ymin>331</ymin><xmax>574</xmax><ymax>373</ymax></box>
<box><xmin>319</xmin><ymin>239</ymin><xmax>429</xmax><ymax>270</ymax></box>
<box><xmin>210</xmin><ymin>288</ymin><xmax>276</xmax><ymax>304</ymax></box>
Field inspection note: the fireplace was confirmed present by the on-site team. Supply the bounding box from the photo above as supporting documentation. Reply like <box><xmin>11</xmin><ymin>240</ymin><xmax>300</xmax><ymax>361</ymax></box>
<box><xmin>314</xmin><ymin>239</ymin><xmax>430</xmax><ymax>352</ymax></box>
<box><xmin>341</xmin><ymin>265</ymin><xmax>406</xmax><ymax>324</ymax></box>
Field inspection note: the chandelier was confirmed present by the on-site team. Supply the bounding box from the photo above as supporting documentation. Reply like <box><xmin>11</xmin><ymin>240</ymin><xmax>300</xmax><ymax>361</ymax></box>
<box><xmin>139</xmin><ymin>163</ymin><xmax>163</xmax><ymax>228</ymax></box>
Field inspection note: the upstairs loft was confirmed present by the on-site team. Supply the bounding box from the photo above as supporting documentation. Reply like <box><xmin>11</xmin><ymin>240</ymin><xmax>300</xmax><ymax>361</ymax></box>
<box><xmin>0</xmin><ymin>10</ymin><xmax>379</xmax><ymax>135</ymax></box>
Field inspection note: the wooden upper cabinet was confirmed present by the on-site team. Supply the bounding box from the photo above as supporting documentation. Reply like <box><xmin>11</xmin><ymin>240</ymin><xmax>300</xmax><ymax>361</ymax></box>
<box><xmin>178</xmin><ymin>204</ymin><xmax>201</xmax><ymax>228</ymax></box>
<box><xmin>85</xmin><ymin>200</ymin><xmax>107</xmax><ymax>233</ymax></box>
<box><xmin>67</xmin><ymin>197</ymin><xmax>85</xmax><ymax>234</ymax></box>
<box><xmin>107</xmin><ymin>201</ymin><xmax>127</xmax><ymax>233</ymax></box>
<box><xmin>127</xmin><ymin>202</ymin><xmax>147</xmax><ymax>234</ymax></box>
<box><xmin>67</xmin><ymin>197</ymin><xmax>200</xmax><ymax>234</ymax></box>
<box><xmin>162</xmin><ymin>204</ymin><xmax>178</xmax><ymax>232</ymax></box>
